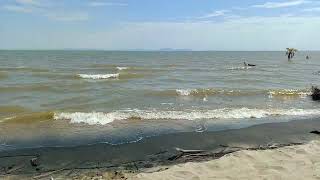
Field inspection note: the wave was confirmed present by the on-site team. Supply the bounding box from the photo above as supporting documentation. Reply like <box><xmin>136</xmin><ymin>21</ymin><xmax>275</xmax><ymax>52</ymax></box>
<box><xmin>0</xmin><ymin>106</ymin><xmax>29</xmax><ymax>120</ymax></box>
<box><xmin>78</xmin><ymin>73</ymin><xmax>119</xmax><ymax>80</ymax></box>
<box><xmin>90</xmin><ymin>64</ymin><xmax>118</xmax><ymax>68</ymax></box>
<box><xmin>0</xmin><ymin>66</ymin><xmax>49</xmax><ymax>72</ymax></box>
<box><xmin>53</xmin><ymin>108</ymin><xmax>320</xmax><ymax>125</ymax></box>
<box><xmin>118</xmin><ymin>72</ymin><xmax>146</xmax><ymax>79</ymax></box>
<box><xmin>116</xmin><ymin>67</ymin><xmax>128</xmax><ymax>71</ymax></box>
<box><xmin>0</xmin><ymin>84</ymin><xmax>52</xmax><ymax>93</ymax></box>
<box><xmin>149</xmin><ymin>88</ymin><xmax>311</xmax><ymax>98</ymax></box>
<box><xmin>174</xmin><ymin>88</ymin><xmax>261</xmax><ymax>97</ymax></box>
<box><xmin>78</xmin><ymin>72</ymin><xmax>147</xmax><ymax>80</ymax></box>
<box><xmin>54</xmin><ymin>112</ymin><xmax>115</xmax><ymax>125</ymax></box>
<box><xmin>90</xmin><ymin>64</ymin><xmax>132</xmax><ymax>70</ymax></box>
<box><xmin>0</xmin><ymin>105</ymin><xmax>28</xmax><ymax>114</ymax></box>
<box><xmin>227</xmin><ymin>66</ymin><xmax>253</xmax><ymax>70</ymax></box>
<box><xmin>89</xmin><ymin>64</ymin><xmax>165</xmax><ymax>73</ymax></box>
<box><xmin>0</xmin><ymin>72</ymin><xmax>7</xmax><ymax>79</ymax></box>
<box><xmin>148</xmin><ymin>89</ymin><xmax>242</xmax><ymax>97</ymax></box>
<box><xmin>31</xmin><ymin>72</ymin><xmax>75</xmax><ymax>80</ymax></box>
<box><xmin>268</xmin><ymin>89</ymin><xmax>311</xmax><ymax>97</ymax></box>
<box><xmin>3</xmin><ymin>112</ymin><xmax>54</xmax><ymax>124</ymax></box>
<box><xmin>0</xmin><ymin>83</ymin><xmax>87</xmax><ymax>93</ymax></box>
<box><xmin>176</xmin><ymin>89</ymin><xmax>222</xmax><ymax>96</ymax></box>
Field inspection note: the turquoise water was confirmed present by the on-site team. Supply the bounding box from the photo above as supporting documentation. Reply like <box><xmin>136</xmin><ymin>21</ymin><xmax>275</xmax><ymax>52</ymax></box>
<box><xmin>1</xmin><ymin>50</ymin><xmax>320</xmax><ymax>149</ymax></box>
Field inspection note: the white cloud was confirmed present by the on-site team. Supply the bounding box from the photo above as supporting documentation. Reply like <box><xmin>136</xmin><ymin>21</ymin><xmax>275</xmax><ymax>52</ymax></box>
<box><xmin>2</xmin><ymin>15</ymin><xmax>320</xmax><ymax>50</ymax></box>
<box><xmin>38</xmin><ymin>15</ymin><xmax>316</xmax><ymax>50</ymax></box>
<box><xmin>253</xmin><ymin>0</ymin><xmax>310</xmax><ymax>8</ymax></box>
<box><xmin>3</xmin><ymin>5</ymin><xmax>33</xmax><ymax>13</ymax></box>
<box><xmin>88</xmin><ymin>2</ymin><xmax>128</xmax><ymax>7</ymax></box>
<box><xmin>198</xmin><ymin>10</ymin><xmax>230</xmax><ymax>19</ymax></box>
<box><xmin>3</xmin><ymin>0</ymin><xmax>89</xmax><ymax>22</ymax></box>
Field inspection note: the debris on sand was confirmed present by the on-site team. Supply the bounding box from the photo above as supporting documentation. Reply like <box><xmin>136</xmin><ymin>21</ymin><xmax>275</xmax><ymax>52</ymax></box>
<box><xmin>311</xmin><ymin>86</ymin><xmax>320</xmax><ymax>101</ymax></box>
<box><xmin>30</xmin><ymin>157</ymin><xmax>40</xmax><ymax>167</ymax></box>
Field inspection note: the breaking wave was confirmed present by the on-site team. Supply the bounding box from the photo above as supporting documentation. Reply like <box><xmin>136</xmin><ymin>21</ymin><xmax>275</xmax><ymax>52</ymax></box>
<box><xmin>268</xmin><ymin>89</ymin><xmax>312</xmax><ymax>98</ymax></box>
<box><xmin>77</xmin><ymin>72</ymin><xmax>147</xmax><ymax>80</ymax></box>
<box><xmin>175</xmin><ymin>89</ymin><xmax>239</xmax><ymax>96</ymax></box>
<box><xmin>78</xmin><ymin>73</ymin><xmax>119</xmax><ymax>80</ymax></box>
<box><xmin>53</xmin><ymin>108</ymin><xmax>320</xmax><ymax>125</ymax></box>
<box><xmin>116</xmin><ymin>67</ymin><xmax>129</xmax><ymax>71</ymax></box>
<box><xmin>149</xmin><ymin>88</ymin><xmax>311</xmax><ymax>98</ymax></box>
<box><xmin>2</xmin><ymin>112</ymin><xmax>54</xmax><ymax>124</ymax></box>
<box><xmin>0</xmin><ymin>66</ymin><xmax>49</xmax><ymax>72</ymax></box>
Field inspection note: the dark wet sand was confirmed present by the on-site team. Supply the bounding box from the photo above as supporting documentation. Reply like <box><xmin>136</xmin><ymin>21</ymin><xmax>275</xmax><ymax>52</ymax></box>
<box><xmin>1</xmin><ymin>118</ymin><xmax>320</xmax><ymax>179</ymax></box>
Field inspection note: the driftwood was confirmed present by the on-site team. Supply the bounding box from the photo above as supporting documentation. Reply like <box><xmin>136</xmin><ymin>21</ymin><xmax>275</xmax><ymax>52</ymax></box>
<box><xmin>311</xmin><ymin>86</ymin><xmax>320</xmax><ymax>101</ymax></box>
<box><xmin>310</xmin><ymin>131</ymin><xmax>320</xmax><ymax>135</ymax></box>
<box><xmin>0</xmin><ymin>164</ymin><xmax>26</xmax><ymax>175</ymax></box>
<box><xmin>169</xmin><ymin>142</ymin><xmax>304</xmax><ymax>162</ymax></box>
<box><xmin>175</xmin><ymin>148</ymin><xmax>206</xmax><ymax>154</ymax></box>
<box><xmin>30</xmin><ymin>157</ymin><xmax>40</xmax><ymax>167</ymax></box>
<box><xmin>0</xmin><ymin>154</ymin><xmax>38</xmax><ymax>159</ymax></box>
<box><xmin>0</xmin><ymin>142</ymin><xmax>307</xmax><ymax>179</ymax></box>
<box><xmin>33</xmin><ymin>168</ymin><xmax>65</xmax><ymax>179</ymax></box>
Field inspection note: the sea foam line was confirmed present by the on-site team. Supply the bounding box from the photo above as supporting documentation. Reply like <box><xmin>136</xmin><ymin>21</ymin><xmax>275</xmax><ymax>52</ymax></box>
<box><xmin>54</xmin><ymin>108</ymin><xmax>320</xmax><ymax>125</ymax></box>
<box><xmin>268</xmin><ymin>89</ymin><xmax>312</xmax><ymax>97</ymax></box>
<box><xmin>78</xmin><ymin>73</ymin><xmax>119</xmax><ymax>80</ymax></box>
<box><xmin>174</xmin><ymin>88</ymin><xmax>311</xmax><ymax>97</ymax></box>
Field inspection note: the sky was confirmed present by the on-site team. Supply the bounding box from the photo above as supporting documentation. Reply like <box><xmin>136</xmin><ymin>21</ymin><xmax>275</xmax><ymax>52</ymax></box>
<box><xmin>0</xmin><ymin>0</ymin><xmax>320</xmax><ymax>50</ymax></box>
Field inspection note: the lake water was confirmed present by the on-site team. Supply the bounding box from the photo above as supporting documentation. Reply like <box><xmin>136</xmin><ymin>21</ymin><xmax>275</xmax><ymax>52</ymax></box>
<box><xmin>1</xmin><ymin>50</ymin><xmax>320</xmax><ymax>150</ymax></box>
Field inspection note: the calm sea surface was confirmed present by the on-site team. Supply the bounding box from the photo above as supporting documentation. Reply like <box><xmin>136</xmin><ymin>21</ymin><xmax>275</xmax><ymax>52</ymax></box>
<box><xmin>1</xmin><ymin>50</ymin><xmax>320</xmax><ymax>150</ymax></box>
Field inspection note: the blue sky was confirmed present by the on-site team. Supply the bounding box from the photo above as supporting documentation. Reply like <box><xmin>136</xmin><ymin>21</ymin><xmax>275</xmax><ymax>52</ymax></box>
<box><xmin>0</xmin><ymin>0</ymin><xmax>320</xmax><ymax>50</ymax></box>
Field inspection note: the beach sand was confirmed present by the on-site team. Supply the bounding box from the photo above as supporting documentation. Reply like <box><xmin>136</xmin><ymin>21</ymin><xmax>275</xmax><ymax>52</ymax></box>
<box><xmin>1</xmin><ymin>119</ymin><xmax>320</xmax><ymax>179</ymax></box>
<box><xmin>135</xmin><ymin>140</ymin><xmax>320</xmax><ymax>180</ymax></box>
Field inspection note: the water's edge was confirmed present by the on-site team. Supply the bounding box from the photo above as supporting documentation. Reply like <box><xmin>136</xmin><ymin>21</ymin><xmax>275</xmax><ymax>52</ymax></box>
<box><xmin>1</xmin><ymin>118</ymin><xmax>320</xmax><ymax>178</ymax></box>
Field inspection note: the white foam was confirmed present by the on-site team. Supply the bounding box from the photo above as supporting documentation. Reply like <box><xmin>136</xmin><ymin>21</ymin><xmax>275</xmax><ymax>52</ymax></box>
<box><xmin>176</xmin><ymin>89</ymin><xmax>194</xmax><ymax>96</ymax></box>
<box><xmin>227</xmin><ymin>66</ymin><xmax>252</xmax><ymax>70</ymax></box>
<box><xmin>203</xmin><ymin>96</ymin><xmax>208</xmax><ymax>101</ymax></box>
<box><xmin>116</xmin><ymin>67</ymin><xmax>128</xmax><ymax>71</ymax></box>
<box><xmin>54</xmin><ymin>112</ymin><xmax>117</xmax><ymax>125</ymax></box>
<box><xmin>78</xmin><ymin>73</ymin><xmax>119</xmax><ymax>80</ymax></box>
<box><xmin>268</xmin><ymin>89</ymin><xmax>312</xmax><ymax>98</ymax></box>
<box><xmin>54</xmin><ymin>108</ymin><xmax>320</xmax><ymax>125</ymax></box>
<box><xmin>161</xmin><ymin>103</ymin><xmax>174</xmax><ymax>105</ymax></box>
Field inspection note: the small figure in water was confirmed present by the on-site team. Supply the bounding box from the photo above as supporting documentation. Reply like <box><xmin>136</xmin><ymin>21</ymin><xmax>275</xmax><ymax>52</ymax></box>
<box><xmin>286</xmin><ymin>48</ymin><xmax>297</xmax><ymax>60</ymax></box>
<box><xmin>306</xmin><ymin>55</ymin><xmax>310</xmax><ymax>60</ymax></box>
<box><xmin>244</xmin><ymin>61</ymin><xmax>256</xmax><ymax>67</ymax></box>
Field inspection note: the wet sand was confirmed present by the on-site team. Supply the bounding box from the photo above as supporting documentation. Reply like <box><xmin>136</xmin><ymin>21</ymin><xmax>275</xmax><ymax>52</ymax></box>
<box><xmin>1</xmin><ymin>118</ymin><xmax>320</xmax><ymax>179</ymax></box>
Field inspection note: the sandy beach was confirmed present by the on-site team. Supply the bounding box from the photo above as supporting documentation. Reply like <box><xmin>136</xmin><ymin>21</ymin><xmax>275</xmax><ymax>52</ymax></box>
<box><xmin>1</xmin><ymin>119</ymin><xmax>320</xmax><ymax>179</ymax></box>
<box><xmin>135</xmin><ymin>140</ymin><xmax>320</xmax><ymax>180</ymax></box>
<box><xmin>2</xmin><ymin>0</ymin><xmax>320</xmax><ymax>178</ymax></box>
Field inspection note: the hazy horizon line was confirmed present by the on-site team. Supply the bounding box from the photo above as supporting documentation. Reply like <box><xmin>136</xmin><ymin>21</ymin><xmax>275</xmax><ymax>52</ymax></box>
<box><xmin>0</xmin><ymin>49</ymin><xmax>319</xmax><ymax>52</ymax></box>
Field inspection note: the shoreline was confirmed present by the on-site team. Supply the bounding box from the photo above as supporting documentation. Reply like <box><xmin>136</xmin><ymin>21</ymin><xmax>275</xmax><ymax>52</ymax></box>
<box><xmin>1</xmin><ymin>118</ymin><xmax>320</xmax><ymax>179</ymax></box>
